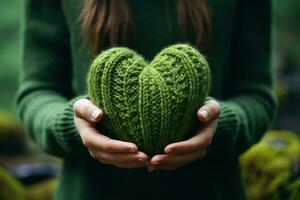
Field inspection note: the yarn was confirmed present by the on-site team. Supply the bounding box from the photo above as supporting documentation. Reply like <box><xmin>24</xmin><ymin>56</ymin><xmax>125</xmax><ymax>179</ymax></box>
<box><xmin>87</xmin><ymin>44</ymin><xmax>210</xmax><ymax>155</ymax></box>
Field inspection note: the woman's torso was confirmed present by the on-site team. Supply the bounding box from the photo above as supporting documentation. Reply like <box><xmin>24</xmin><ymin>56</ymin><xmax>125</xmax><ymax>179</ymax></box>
<box><xmin>56</xmin><ymin>0</ymin><xmax>245</xmax><ymax>199</ymax></box>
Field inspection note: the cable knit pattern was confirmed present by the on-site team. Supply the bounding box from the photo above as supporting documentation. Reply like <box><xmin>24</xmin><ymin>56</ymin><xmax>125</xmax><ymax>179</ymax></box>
<box><xmin>87</xmin><ymin>44</ymin><xmax>210</xmax><ymax>155</ymax></box>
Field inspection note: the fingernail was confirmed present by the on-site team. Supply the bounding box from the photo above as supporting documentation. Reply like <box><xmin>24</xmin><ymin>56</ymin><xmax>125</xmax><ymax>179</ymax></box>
<box><xmin>91</xmin><ymin>109</ymin><xmax>101</xmax><ymax>120</ymax></box>
<box><xmin>165</xmin><ymin>148</ymin><xmax>172</xmax><ymax>153</ymax></box>
<box><xmin>200</xmin><ymin>110</ymin><xmax>208</xmax><ymax>120</ymax></box>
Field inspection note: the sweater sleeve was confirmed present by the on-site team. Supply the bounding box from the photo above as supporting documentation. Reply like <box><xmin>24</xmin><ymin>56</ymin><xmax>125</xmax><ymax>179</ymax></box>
<box><xmin>15</xmin><ymin>0</ymin><xmax>87</xmax><ymax>158</ymax></box>
<box><xmin>206</xmin><ymin>0</ymin><xmax>278</xmax><ymax>161</ymax></box>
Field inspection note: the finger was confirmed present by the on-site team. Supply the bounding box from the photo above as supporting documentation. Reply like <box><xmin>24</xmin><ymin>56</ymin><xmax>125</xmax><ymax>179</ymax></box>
<box><xmin>118</xmin><ymin>151</ymin><xmax>149</xmax><ymax>163</ymax></box>
<box><xmin>149</xmin><ymin>150</ymin><xmax>207</xmax><ymax>171</ymax></box>
<box><xmin>95</xmin><ymin>151</ymin><xmax>149</xmax><ymax>164</ymax></box>
<box><xmin>164</xmin><ymin>119</ymin><xmax>218</xmax><ymax>154</ymax></box>
<box><xmin>80</xmin><ymin>127</ymin><xmax>138</xmax><ymax>153</ymax></box>
<box><xmin>151</xmin><ymin>149</ymin><xmax>206</xmax><ymax>165</ymax></box>
<box><xmin>197</xmin><ymin>100</ymin><xmax>220</xmax><ymax>123</ymax></box>
<box><xmin>73</xmin><ymin>99</ymin><xmax>104</xmax><ymax>122</ymax></box>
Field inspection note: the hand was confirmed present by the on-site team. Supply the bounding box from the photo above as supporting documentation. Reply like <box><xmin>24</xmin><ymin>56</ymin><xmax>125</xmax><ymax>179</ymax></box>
<box><xmin>73</xmin><ymin>99</ymin><xmax>149</xmax><ymax>169</ymax></box>
<box><xmin>147</xmin><ymin>100</ymin><xmax>220</xmax><ymax>171</ymax></box>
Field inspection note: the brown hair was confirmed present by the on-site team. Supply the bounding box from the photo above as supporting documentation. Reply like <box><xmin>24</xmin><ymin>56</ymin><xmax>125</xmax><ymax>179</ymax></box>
<box><xmin>80</xmin><ymin>0</ymin><xmax>211</xmax><ymax>55</ymax></box>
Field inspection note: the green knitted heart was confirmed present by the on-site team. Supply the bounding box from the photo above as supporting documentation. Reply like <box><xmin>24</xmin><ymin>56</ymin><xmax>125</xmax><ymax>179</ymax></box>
<box><xmin>87</xmin><ymin>44</ymin><xmax>210</xmax><ymax>155</ymax></box>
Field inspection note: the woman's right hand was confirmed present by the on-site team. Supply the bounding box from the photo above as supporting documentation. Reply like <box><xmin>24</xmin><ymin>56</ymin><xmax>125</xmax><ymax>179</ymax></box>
<box><xmin>73</xmin><ymin>99</ymin><xmax>149</xmax><ymax>169</ymax></box>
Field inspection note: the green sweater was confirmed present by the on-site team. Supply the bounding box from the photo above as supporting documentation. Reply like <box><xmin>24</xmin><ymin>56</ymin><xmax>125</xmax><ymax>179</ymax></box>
<box><xmin>16</xmin><ymin>0</ymin><xmax>277</xmax><ymax>200</ymax></box>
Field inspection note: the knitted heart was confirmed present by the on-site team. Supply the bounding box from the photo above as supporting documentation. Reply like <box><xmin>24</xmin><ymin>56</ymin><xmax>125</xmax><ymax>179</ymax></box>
<box><xmin>87</xmin><ymin>44</ymin><xmax>210</xmax><ymax>155</ymax></box>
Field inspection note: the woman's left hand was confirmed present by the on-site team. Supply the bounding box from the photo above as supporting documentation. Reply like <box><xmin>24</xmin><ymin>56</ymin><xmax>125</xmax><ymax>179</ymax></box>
<box><xmin>147</xmin><ymin>100</ymin><xmax>221</xmax><ymax>171</ymax></box>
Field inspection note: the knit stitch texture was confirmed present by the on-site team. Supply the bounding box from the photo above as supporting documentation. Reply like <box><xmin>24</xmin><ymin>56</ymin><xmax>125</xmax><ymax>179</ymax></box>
<box><xmin>87</xmin><ymin>44</ymin><xmax>210</xmax><ymax>155</ymax></box>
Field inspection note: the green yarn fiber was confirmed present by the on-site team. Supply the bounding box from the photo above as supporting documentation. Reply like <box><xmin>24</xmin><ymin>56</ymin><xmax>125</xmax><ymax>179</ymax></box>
<box><xmin>87</xmin><ymin>44</ymin><xmax>210</xmax><ymax>155</ymax></box>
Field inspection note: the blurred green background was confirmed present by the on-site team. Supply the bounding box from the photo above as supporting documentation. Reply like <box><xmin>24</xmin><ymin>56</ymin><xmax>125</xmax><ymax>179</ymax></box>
<box><xmin>0</xmin><ymin>0</ymin><xmax>299</xmax><ymax>200</ymax></box>
<box><xmin>0</xmin><ymin>0</ymin><xmax>21</xmax><ymax>113</ymax></box>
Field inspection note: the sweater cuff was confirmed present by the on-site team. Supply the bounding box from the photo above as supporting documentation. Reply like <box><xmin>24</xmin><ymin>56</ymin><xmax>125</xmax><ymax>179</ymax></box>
<box><xmin>206</xmin><ymin>97</ymin><xmax>244</xmax><ymax>161</ymax></box>
<box><xmin>51</xmin><ymin>95</ymin><xmax>88</xmax><ymax>154</ymax></box>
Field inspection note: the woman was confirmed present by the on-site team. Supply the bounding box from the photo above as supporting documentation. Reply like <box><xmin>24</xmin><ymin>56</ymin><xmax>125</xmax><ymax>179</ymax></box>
<box><xmin>16</xmin><ymin>0</ymin><xmax>277</xmax><ymax>199</ymax></box>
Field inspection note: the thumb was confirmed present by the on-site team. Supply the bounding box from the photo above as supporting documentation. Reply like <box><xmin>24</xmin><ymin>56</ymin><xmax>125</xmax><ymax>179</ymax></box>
<box><xmin>197</xmin><ymin>100</ymin><xmax>220</xmax><ymax>123</ymax></box>
<box><xmin>73</xmin><ymin>99</ymin><xmax>104</xmax><ymax>123</ymax></box>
